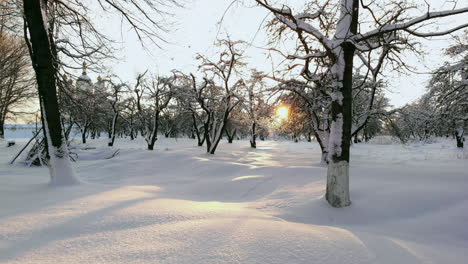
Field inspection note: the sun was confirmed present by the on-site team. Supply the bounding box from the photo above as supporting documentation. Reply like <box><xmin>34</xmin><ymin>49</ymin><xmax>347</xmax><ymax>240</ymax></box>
<box><xmin>276</xmin><ymin>106</ymin><xmax>289</xmax><ymax>120</ymax></box>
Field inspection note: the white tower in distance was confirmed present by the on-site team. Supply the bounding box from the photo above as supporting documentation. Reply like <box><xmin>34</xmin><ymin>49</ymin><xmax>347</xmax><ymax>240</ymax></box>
<box><xmin>76</xmin><ymin>62</ymin><xmax>93</xmax><ymax>93</ymax></box>
<box><xmin>94</xmin><ymin>75</ymin><xmax>106</xmax><ymax>94</ymax></box>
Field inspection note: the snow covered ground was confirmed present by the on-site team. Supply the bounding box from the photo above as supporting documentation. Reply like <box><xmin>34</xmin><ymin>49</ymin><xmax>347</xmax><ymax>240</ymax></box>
<box><xmin>0</xmin><ymin>136</ymin><xmax>467</xmax><ymax>264</ymax></box>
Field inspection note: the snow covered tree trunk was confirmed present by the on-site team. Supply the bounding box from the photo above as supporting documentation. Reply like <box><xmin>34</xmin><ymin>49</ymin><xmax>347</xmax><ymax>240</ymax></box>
<box><xmin>208</xmin><ymin>109</ymin><xmax>229</xmax><ymax>154</ymax></box>
<box><xmin>24</xmin><ymin>0</ymin><xmax>78</xmax><ymax>185</ymax></box>
<box><xmin>208</xmin><ymin>120</ymin><xmax>226</xmax><ymax>154</ymax></box>
<box><xmin>204</xmin><ymin>115</ymin><xmax>212</xmax><ymax>152</ymax></box>
<box><xmin>108</xmin><ymin>113</ymin><xmax>118</xmax><ymax>147</ymax></box>
<box><xmin>326</xmin><ymin>53</ymin><xmax>353</xmax><ymax>207</ymax></box>
<box><xmin>325</xmin><ymin>0</ymin><xmax>358</xmax><ymax>208</ymax></box>
<box><xmin>80</xmin><ymin>121</ymin><xmax>89</xmax><ymax>144</ymax></box>
<box><xmin>193</xmin><ymin>119</ymin><xmax>205</xmax><ymax>147</ymax></box>
<box><xmin>314</xmin><ymin>130</ymin><xmax>329</xmax><ymax>166</ymax></box>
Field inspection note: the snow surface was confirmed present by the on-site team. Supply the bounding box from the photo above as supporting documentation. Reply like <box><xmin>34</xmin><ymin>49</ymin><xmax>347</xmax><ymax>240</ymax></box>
<box><xmin>0</xmin><ymin>136</ymin><xmax>467</xmax><ymax>263</ymax></box>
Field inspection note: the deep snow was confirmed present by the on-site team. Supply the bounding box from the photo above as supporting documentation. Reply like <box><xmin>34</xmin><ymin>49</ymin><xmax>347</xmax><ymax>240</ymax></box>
<box><xmin>0</xmin><ymin>136</ymin><xmax>467</xmax><ymax>263</ymax></box>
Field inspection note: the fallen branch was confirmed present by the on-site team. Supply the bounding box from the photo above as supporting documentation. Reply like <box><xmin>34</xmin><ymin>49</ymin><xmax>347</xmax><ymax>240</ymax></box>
<box><xmin>10</xmin><ymin>128</ymin><xmax>42</xmax><ymax>165</ymax></box>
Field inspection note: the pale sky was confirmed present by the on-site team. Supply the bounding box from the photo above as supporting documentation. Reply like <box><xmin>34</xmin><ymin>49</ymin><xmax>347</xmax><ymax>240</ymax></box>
<box><xmin>82</xmin><ymin>0</ymin><xmax>466</xmax><ymax>108</ymax></box>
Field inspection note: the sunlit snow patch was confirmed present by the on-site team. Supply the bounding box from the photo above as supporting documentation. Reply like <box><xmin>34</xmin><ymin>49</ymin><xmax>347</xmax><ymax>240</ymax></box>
<box><xmin>231</xmin><ymin>175</ymin><xmax>266</xmax><ymax>181</ymax></box>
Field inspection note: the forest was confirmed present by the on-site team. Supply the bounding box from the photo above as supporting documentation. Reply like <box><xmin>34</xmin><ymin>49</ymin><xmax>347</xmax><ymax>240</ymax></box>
<box><xmin>0</xmin><ymin>0</ymin><xmax>467</xmax><ymax>263</ymax></box>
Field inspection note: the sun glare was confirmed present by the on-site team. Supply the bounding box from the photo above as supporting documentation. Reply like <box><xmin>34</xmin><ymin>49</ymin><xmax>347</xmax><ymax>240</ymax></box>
<box><xmin>276</xmin><ymin>106</ymin><xmax>289</xmax><ymax>120</ymax></box>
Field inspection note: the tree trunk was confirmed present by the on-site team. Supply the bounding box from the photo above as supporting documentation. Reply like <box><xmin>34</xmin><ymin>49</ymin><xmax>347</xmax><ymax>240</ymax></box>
<box><xmin>147</xmin><ymin>112</ymin><xmax>159</xmax><ymax>150</ymax></box>
<box><xmin>208</xmin><ymin>110</ymin><xmax>229</xmax><ymax>154</ymax></box>
<box><xmin>148</xmin><ymin>130</ymin><xmax>158</xmax><ymax>150</ymax></box>
<box><xmin>108</xmin><ymin>114</ymin><xmax>118</xmax><ymax>147</ymax></box>
<box><xmin>0</xmin><ymin>119</ymin><xmax>4</xmax><ymax>139</ymax></box>
<box><xmin>23</xmin><ymin>0</ymin><xmax>78</xmax><ymax>185</ymax></box>
<box><xmin>81</xmin><ymin>127</ymin><xmax>87</xmax><ymax>144</ymax></box>
<box><xmin>81</xmin><ymin>122</ymin><xmax>88</xmax><ymax>144</ymax></box>
<box><xmin>314</xmin><ymin>130</ymin><xmax>329</xmax><ymax>166</ymax></box>
<box><xmin>199</xmin><ymin>137</ymin><xmax>205</xmax><ymax>146</ymax></box>
<box><xmin>62</xmin><ymin>119</ymin><xmax>73</xmax><ymax>142</ymax></box>
<box><xmin>129</xmin><ymin>116</ymin><xmax>135</xmax><ymax>140</ymax></box>
<box><xmin>363</xmin><ymin>125</ymin><xmax>370</xmax><ymax>142</ymax></box>
<box><xmin>456</xmin><ymin>127</ymin><xmax>464</xmax><ymax>148</ymax></box>
<box><xmin>147</xmin><ymin>127</ymin><xmax>158</xmax><ymax>150</ymax></box>
<box><xmin>325</xmin><ymin>0</ymin><xmax>358</xmax><ymax>208</ymax></box>
<box><xmin>192</xmin><ymin>114</ymin><xmax>204</xmax><ymax>146</ymax></box>
<box><xmin>204</xmin><ymin>119</ymin><xmax>211</xmax><ymax>152</ymax></box>
<box><xmin>225</xmin><ymin>127</ymin><xmax>236</xmax><ymax>144</ymax></box>
<box><xmin>326</xmin><ymin>43</ymin><xmax>354</xmax><ymax>207</ymax></box>
<box><xmin>250</xmin><ymin>122</ymin><xmax>257</xmax><ymax>148</ymax></box>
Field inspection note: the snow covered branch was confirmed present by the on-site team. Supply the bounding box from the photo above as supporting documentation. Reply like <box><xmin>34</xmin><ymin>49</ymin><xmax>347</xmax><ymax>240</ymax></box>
<box><xmin>353</xmin><ymin>7</ymin><xmax>468</xmax><ymax>42</ymax></box>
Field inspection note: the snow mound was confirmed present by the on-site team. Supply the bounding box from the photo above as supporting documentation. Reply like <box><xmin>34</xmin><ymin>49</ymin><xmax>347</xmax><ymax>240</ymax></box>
<box><xmin>72</xmin><ymin>146</ymin><xmax>120</xmax><ymax>161</ymax></box>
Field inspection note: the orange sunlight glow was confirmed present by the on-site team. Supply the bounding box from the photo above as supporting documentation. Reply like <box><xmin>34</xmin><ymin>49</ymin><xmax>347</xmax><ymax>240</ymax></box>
<box><xmin>276</xmin><ymin>106</ymin><xmax>289</xmax><ymax>121</ymax></box>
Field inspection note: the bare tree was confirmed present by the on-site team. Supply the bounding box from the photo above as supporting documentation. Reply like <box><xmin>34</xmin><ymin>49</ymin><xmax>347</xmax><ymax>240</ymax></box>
<box><xmin>0</xmin><ymin>0</ymin><xmax>22</xmax><ymax>34</ymax></box>
<box><xmin>174</xmin><ymin>40</ymin><xmax>244</xmax><ymax>154</ymax></box>
<box><xmin>21</xmin><ymin>0</ymin><xmax>181</xmax><ymax>185</ymax></box>
<box><xmin>256</xmin><ymin>0</ymin><xmax>468</xmax><ymax>207</ymax></box>
<box><xmin>268</xmin><ymin>76</ymin><xmax>332</xmax><ymax>164</ymax></box>
<box><xmin>426</xmin><ymin>34</ymin><xmax>467</xmax><ymax>147</ymax></box>
<box><xmin>172</xmin><ymin>77</ymin><xmax>207</xmax><ymax>146</ymax></box>
<box><xmin>244</xmin><ymin>70</ymin><xmax>268</xmax><ymax>148</ymax></box>
<box><xmin>134</xmin><ymin>73</ymin><xmax>175</xmax><ymax>150</ymax></box>
<box><xmin>102</xmin><ymin>80</ymin><xmax>127</xmax><ymax>147</ymax></box>
<box><xmin>197</xmin><ymin>39</ymin><xmax>245</xmax><ymax>153</ymax></box>
<box><xmin>0</xmin><ymin>31</ymin><xmax>35</xmax><ymax>139</ymax></box>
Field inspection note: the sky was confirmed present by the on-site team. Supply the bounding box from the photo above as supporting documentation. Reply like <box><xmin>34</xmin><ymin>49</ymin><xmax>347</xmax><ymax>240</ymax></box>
<box><xmin>79</xmin><ymin>0</ymin><xmax>467</xmax><ymax>108</ymax></box>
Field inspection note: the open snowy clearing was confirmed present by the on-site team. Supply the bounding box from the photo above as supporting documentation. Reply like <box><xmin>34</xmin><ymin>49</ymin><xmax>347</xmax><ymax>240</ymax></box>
<box><xmin>0</xmin><ymin>137</ymin><xmax>467</xmax><ymax>264</ymax></box>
